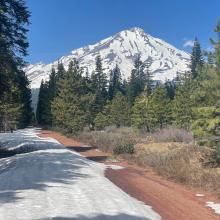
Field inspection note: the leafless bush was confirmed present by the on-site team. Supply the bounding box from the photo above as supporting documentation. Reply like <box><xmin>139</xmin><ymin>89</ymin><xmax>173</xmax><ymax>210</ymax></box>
<box><xmin>77</xmin><ymin>126</ymin><xmax>220</xmax><ymax>197</ymax></box>
<box><xmin>151</xmin><ymin>127</ymin><xmax>193</xmax><ymax>143</ymax></box>
<box><xmin>77</xmin><ymin>127</ymin><xmax>138</xmax><ymax>153</ymax></box>
<box><xmin>133</xmin><ymin>143</ymin><xmax>220</xmax><ymax>196</ymax></box>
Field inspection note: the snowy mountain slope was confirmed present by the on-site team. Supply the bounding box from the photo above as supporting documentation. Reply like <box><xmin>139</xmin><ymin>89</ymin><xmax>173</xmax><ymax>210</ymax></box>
<box><xmin>0</xmin><ymin>128</ymin><xmax>160</xmax><ymax>220</ymax></box>
<box><xmin>25</xmin><ymin>27</ymin><xmax>190</xmax><ymax>89</ymax></box>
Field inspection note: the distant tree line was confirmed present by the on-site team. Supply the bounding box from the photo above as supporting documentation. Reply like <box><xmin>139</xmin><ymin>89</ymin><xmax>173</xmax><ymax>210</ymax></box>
<box><xmin>0</xmin><ymin>0</ymin><xmax>33</xmax><ymax>132</ymax></box>
<box><xmin>37</xmin><ymin>20</ymin><xmax>220</xmax><ymax>148</ymax></box>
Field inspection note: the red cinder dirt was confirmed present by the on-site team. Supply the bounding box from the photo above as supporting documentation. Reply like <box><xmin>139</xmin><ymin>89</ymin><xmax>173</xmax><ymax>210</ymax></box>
<box><xmin>39</xmin><ymin>130</ymin><xmax>220</xmax><ymax>220</ymax></box>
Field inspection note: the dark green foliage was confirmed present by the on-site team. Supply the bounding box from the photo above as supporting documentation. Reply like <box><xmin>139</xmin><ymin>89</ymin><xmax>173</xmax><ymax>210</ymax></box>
<box><xmin>190</xmin><ymin>20</ymin><xmax>220</xmax><ymax>148</ymax></box>
<box><xmin>131</xmin><ymin>92</ymin><xmax>153</xmax><ymax>132</ymax></box>
<box><xmin>132</xmin><ymin>85</ymin><xmax>171</xmax><ymax>131</ymax></box>
<box><xmin>94</xmin><ymin>92</ymin><xmax>130</xmax><ymax>129</ymax></box>
<box><xmin>52</xmin><ymin>60</ymin><xmax>93</xmax><ymax>133</ymax></box>
<box><xmin>0</xmin><ymin>0</ymin><xmax>32</xmax><ymax>130</ymax></box>
<box><xmin>165</xmin><ymin>80</ymin><xmax>175</xmax><ymax>99</ymax></box>
<box><xmin>90</xmin><ymin>55</ymin><xmax>108</xmax><ymax>124</ymax></box>
<box><xmin>36</xmin><ymin>80</ymin><xmax>50</xmax><ymax>125</ymax></box>
<box><xmin>172</xmin><ymin>76</ymin><xmax>194</xmax><ymax>129</ymax></box>
<box><xmin>108</xmin><ymin>65</ymin><xmax>123</xmax><ymax>100</ymax></box>
<box><xmin>190</xmin><ymin>37</ymin><xmax>203</xmax><ymax>79</ymax></box>
<box><xmin>113</xmin><ymin>142</ymin><xmax>134</xmax><ymax>155</ymax></box>
<box><xmin>127</xmin><ymin>54</ymin><xmax>147</xmax><ymax>105</ymax></box>
<box><xmin>145</xmin><ymin>60</ymin><xmax>154</xmax><ymax>96</ymax></box>
<box><xmin>149</xmin><ymin>85</ymin><xmax>172</xmax><ymax>129</ymax></box>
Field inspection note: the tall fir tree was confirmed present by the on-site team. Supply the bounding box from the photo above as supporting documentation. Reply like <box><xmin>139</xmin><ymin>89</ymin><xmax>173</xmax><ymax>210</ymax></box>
<box><xmin>131</xmin><ymin>91</ymin><xmax>153</xmax><ymax>132</ymax></box>
<box><xmin>191</xmin><ymin>20</ymin><xmax>220</xmax><ymax>146</ymax></box>
<box><xmin>145</xmin><ymin>60</ymin><xmax>154</xmax><ymax>96</ymax></box>
<box><xmin>108</xmin><ymin>65</ymin><xmax>123</xmax><ymax>100</ymax></box>
<box><xmin>190</xmin><ymin>37</ymin><xmax>203</xmax><ymax>79</ymax></box>
<box><xmin>149</xmin><ymin>85</ymin><xmax>171</xmax><ymax>129</ymax></box>
<box><xmin>109</xmin><ymin>92</ymin><xmax>130</xmax><ymax>127</ymax></box>
<box><xmin>90</xmin><ymin>55</ymin><xmax>108</xmax><ymax>124</ymax></box>
<box><xmin>172</xmin><ymin>76</ymin><xmax>194</xmax><ymax>129</ymax></box>
<box><xmin>52</xmin><ymin>60</ymin><xmax>93</xmax><ymax>133</ymax></box>
<box><xmin>36</xmin><ymin>80</ymin><xmax>50</xmax><ymax>125</ymax></box>
<box><xmin>128</xmin><ymin>54</ymin><xmax>146</xmax><ymax>105</ymax></box>
<box><xmin>0</xmin><ymin>0</ymin><xmax>32</xmax><ymax>130</ymax></box>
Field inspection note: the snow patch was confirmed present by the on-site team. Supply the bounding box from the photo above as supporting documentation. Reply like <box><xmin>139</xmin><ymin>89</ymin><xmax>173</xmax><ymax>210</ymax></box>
<box><xmin>206</xmin><ymin>202</ymin><xmax>220</xmax><ymax>215</ymax></box>
<box><xmin>0</xmin><ymin>128</ymin><xmax>161</xmax><ymax>220</ymax></box>
<box><xmin>106</xmin><ymin>164</ymin><xmax>124</xmax><ymax>170</ymax></box>
<box><xmin>196</xmin><ymin>193</ymin><xmax>204</xmax><ymax>197</ymax></box>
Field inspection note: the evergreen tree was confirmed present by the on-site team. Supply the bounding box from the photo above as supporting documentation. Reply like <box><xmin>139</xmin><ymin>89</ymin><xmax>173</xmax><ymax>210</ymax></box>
<box><xmin>210</xmin><ymin>19</ymin><xmax>220</xmax><ymax>72</ymax></box>
<box><xmin>150</xmin><ymin>85</ymin><xmax>171</xmax><ymax>129</ymax></box>
<box><xmin>0</xmin><ymin>0</ymin><xmax>32</xmax><ymax>130</ymax></box>
<box><xmin>190</xmin><ymin>37</ymin><xmax>203</xmax><ymax>79</ymax></box>
<box><xmin>52</xmin><ymin>60</ymin><xmax>93</xmax><ymax>133</ymax></box>
<box><xmin>165</xmin><ymin>80</ymin><xmax>176</xmax><ymax>100</ymax></box>
<box><xmin>90</xmin><ymin>55</ymin><xmax>108</xmax><ymax>123</ymax></box>
<box><xmin>131</xmin><ymin>92</ymin><xmax>153</xmax><ymax>132</ymax></box>
<box><xmin>128</xmin><ymin>54</ymin><xmax>146</xmax><ymax>105</ymax></box>
<box><xmin>145</xmin><ymin>60</ymin><xmax>154</xmax><ymax>96</ymax></box>
<box><xmin>172</xmin><ymin>76</ymin><xmax>194</xmax><ymax>129</ymax></box>
<box><xmin>109</xmin><ymin>92</ymin><xmax>130</xmax><ymax>127</ymax></box>
<box><xmin>36</xmin><ymin>80</ymin><xmax>50</xmax><ymax>125</ymax></box>
<box><xmin>108</xmin><ymin>65</ymin><xmax>123</xmax><ymax>100</ymax></box>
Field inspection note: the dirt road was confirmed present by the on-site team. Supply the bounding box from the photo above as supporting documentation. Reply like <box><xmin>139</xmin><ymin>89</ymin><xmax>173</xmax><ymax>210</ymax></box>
<box><xmin>39</xmin><ymin>130</ymin><xmax>220</xmax><ymax>220</ymax></box>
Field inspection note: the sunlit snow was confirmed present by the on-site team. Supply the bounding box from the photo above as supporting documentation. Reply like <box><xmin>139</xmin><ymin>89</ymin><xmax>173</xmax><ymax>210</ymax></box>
<box><xmin>0</xmin><ymin>128</ymin><xmax>160</xmax><ymax>220</ymax></box>
<box><xmin>206</xmin><ymin>202</ymin><xmax>220</xmax><ymax>215</ymax></box>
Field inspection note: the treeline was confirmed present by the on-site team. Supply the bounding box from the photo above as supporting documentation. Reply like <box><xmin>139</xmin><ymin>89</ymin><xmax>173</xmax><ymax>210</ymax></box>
<box><xmin>37</xmin><ymin>20</ymin><xmax>220</xmax><ymax>147</ymax></box>
<box><xmin>0</xmin><ymin>0</ymin><xmax>33</xmax><ymax>131</ymax></box>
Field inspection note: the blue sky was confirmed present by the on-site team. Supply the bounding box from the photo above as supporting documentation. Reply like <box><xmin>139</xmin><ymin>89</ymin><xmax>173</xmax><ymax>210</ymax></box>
<box><xmin>27</xmin><ymin>0</ymin><xmax>220</xmax><ymax>64</ymax></box>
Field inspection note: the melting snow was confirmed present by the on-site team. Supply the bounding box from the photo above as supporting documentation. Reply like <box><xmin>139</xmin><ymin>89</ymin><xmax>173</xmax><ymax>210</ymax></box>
<box><xmin>196</xmin><ymin>194</ymin><xmax>204</xmax><ymax>197</ymax></box>
<box><xmin>106</xmin><ymin>164</ymin><xmax>124</xmax><ymax>170</ymax></box>
<box><xmin>0</xmin><ymin>128</ymin><xmax>160</xmax><ymax>220</ymax></box>
<box><xmin>206</xmin><ymin>202</ymin><xmax>220</xmax><ymax>215</ymax></box>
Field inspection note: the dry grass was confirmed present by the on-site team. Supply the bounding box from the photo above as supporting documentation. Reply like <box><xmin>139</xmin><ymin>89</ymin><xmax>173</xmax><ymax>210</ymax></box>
<box><xmin>77</xmin><ymin>126</ymin><xmax>138</xmax><ymax>152</ymax></box>
<box><xmin>133</xmin><ymin>142</ymin><xmax>220</xmax><ymax>196</ymax></box>
<box><xmin>77</xmin><ymin>126</ymin><xmax>220</xmax><ymax>197</ymax></box>
<box><xmin>151</xmin><ymin>127</ymin><xmax>194</xmax><ymax>143</ymax></box>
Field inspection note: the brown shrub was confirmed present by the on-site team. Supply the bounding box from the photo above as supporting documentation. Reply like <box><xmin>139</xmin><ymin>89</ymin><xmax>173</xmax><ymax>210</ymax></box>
<box><xmin>77</xmin><ymin>126</ymin><xmax>220</xmax><ymax>197</ymax></box>
<box><xmin>133</xmin><ymin>143</ymin><xmax>220</xmax><ymax>196</ymax></box>
<box><xmin>77</xmin><ymin>127</ymin><xmax>138</xmax><ymax>153</ymax></box>
<box><xmin>151</xmin><ymin>127</ymin><xmax>193</xmax><ymax>143</ymax></box>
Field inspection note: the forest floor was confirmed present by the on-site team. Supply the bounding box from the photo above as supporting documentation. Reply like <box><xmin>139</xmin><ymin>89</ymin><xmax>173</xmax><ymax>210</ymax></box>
<box><xmin>39</xmin><ymin>130</ymin><xmax>220</xmax><ymax>220</ymax></box>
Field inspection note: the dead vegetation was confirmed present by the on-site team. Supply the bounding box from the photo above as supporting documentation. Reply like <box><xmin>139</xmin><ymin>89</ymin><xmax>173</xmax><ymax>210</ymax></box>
<box><xmin>77</xmin><ymin>126</ymin><xmax>220</xmax><ymax>197</ymax></box>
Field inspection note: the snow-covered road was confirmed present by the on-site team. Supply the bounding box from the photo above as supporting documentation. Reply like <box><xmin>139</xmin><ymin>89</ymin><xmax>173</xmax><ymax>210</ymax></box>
<box><xmin>0</xmin><ymin>128</ymin><xmax>160</xmax><ymax>220</ymax></box>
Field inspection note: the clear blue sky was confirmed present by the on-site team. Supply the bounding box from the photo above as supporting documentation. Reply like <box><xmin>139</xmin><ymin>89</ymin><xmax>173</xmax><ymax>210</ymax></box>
<box><xmin>26</xmin><ymin>0</ymin><xmax>220</xmax><ymax>64</ymax></box>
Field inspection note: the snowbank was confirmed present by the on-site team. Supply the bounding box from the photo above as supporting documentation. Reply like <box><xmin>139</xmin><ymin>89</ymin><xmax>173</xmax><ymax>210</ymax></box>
<box><xmin>0</xmin><ymin>128</ymin><xmax>160</xmax><ymax>220</ymax></box>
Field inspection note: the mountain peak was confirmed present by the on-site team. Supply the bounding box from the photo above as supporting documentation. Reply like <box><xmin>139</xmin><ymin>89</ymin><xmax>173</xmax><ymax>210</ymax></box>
<box><xmin>128</xmin><ymin>27</ymin><xmax>145</xmax><ymax>33</ymax></box>
<box><xmin>25</xmin><ymin>28</ymin><xmax>190</xmax><ymax>89</ymax></box>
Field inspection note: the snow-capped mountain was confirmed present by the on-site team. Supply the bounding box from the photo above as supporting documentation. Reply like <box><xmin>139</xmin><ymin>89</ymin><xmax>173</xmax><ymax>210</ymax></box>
<box><xmin>25</xmin><ymin>27</ymin><xmax>190</xmax><ymax>89</ymax></box>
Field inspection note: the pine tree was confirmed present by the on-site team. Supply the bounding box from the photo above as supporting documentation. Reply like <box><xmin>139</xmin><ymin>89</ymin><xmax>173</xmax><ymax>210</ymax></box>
<box><xmin>128</xmin><ymin>54</ymin><xmax>146</xmax><ymax>105</ymax></box>
<box><xmin>16</xmin><ymin>70</ymin><xmax>33</xmax><ymax>127</ymax></box>
<box><xmin>36</xmin><ymin>80</ymin><xmax>50</xmax><ymax>125</ymax></box>
<box><xmin>165</xmin><ymin>80</ymin><xmax>176</xmax><ymax>100</ymax></box>
<box><xmin>172</xmin><ymin>77</ymin><xmax>194</xmax><ymax>129</ymax></box>
<box><xmin>52</xmin><ymin>59</ymin><xmax>93</xmax><ymax>133</ymax></box>
<box><xmin>150</xmin><ymin>85</ymin><xmax>171</xmax><ymax>129</ymax></box>
<box><xmin>0</xmin><ymin>0</ymin><xmax>32</xmax><ymax>130</ymax></box>
<box><xmin>145</xmin><ymin>60</ymin><xmax>154</xmax><ymax>96</ymax></box>
<box><xmin>90</xmin><ymin>55</ymin><xmax>108</xmax><ymax>123</ymax></box>
<box><xmin>191</xmin><ymin>21</ymin><xmax>220</xmax><ymax>146</ymax></box>
<box><xmin>190</xmin><ymin>37</ymin><xmax>203</xmax><ymax>79</ymax></box>
<box><xmin>108</xmin><ymin>65</ymin><xmax>123</xmax><ymax>100</ymax></box>
<box><xmin>131</xmin><ymin>92</ymin><xmax>153</xmax><ymax>132</ymax></box>
<box><xmin>109</xmin><ymin>92</ymin><xmax>130</xmax><ymax>127</ymax></box>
